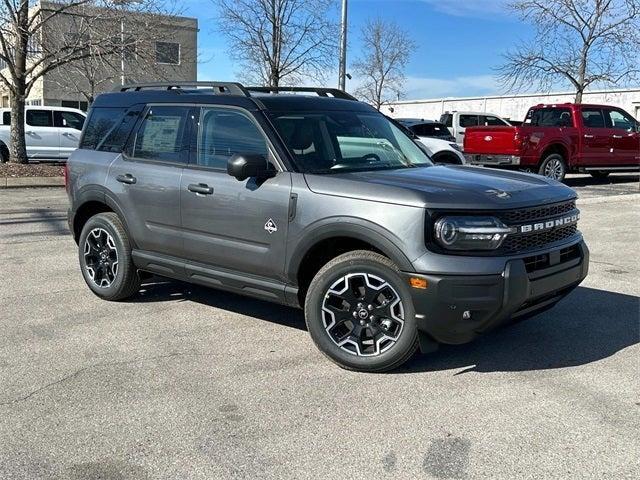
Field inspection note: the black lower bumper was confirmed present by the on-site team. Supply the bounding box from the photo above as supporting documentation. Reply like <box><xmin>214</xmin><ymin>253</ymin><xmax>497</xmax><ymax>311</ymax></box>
<box><xmin>403</xmin><ymin>240</ymin><xmax>589</xmax><ymax>345</ymax></box>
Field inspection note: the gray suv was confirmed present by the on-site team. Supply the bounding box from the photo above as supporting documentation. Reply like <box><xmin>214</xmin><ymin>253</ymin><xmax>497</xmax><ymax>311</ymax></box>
<box><xmin>66</xmin><ymin>82</ymin><xmax>589</xmax><ymax>372</ymax></box>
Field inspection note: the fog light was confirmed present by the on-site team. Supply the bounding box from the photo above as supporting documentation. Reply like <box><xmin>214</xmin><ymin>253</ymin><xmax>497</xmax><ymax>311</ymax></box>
<box><xmin>462</xmin><ymin>310</ymin><xmax>472</xmax><ymax>320</ymax></box>
<box><xmin>410</xmin><ymin>277</ymin><xmax>428</xmax><ymax>289</ymax></box>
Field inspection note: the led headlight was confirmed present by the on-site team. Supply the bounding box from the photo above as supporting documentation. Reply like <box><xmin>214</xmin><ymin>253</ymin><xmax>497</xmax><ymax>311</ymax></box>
<box><xmin>433</xmin><ymin>216</ymin><xmax>515</xmax><ymax>250</ymax></box>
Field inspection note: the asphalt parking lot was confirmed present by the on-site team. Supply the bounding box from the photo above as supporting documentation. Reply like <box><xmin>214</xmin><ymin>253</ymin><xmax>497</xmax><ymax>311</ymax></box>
<box><xmin>0</xmin><ymin>174</ymin><xmax>638</xmax><ymax>479</ymax></box>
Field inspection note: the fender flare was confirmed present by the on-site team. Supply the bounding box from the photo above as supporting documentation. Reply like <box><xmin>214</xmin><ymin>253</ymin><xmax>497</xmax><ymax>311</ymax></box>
<box><xmin>285</xmin><ymin>218</ymin><xmax>415</xmax><ymax>283</ymax></box>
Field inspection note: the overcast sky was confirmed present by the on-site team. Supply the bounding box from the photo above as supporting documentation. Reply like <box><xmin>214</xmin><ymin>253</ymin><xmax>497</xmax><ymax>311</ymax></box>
<box><xmin>183</xmin><ymin>0</ymin><xmax>533</xmax><ymax>100</ymax></box>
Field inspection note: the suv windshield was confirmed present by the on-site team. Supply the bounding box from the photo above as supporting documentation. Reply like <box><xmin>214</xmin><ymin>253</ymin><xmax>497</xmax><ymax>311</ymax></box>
<box><xmin>271</xmin><ymin>111</ymin><xmax>432</xmax><ymax>174</ymax></box>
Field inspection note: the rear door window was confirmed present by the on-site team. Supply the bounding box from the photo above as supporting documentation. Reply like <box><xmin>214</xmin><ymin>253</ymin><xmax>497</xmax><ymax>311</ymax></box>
<box><xmin>581</xmin><ymin>109</ymin><xmax>606</xmax><ymax>128</ymax></box>
<box><xmin>26</xmin><ymin>110</ymin><xmax>53</xmax><ymax>127</ymax></box>
<box><xmin>2</xmin><ymin>112</ymin><xmax>9</xmax><ymax>125</ymax></box>
<box><xmin>459</xmin><ymin>115</ymin><xmax>479</xmax><ymax>128</ymax></box>
<box><xmin>481</xmin><ymin>115</ymin><xmax>507</xmax><ymax>126</ymax></box>
<box><xmin>132</xmin><ymin>106</ymin><xmax>191</xmax><ymax>163</ymax></box>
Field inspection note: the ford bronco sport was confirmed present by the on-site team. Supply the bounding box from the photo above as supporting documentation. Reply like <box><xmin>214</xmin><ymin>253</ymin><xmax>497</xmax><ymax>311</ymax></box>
<box><xmin>66</xmin><ymin>82</ymin><xmax>589</xmax><ymax>372</ymax></box>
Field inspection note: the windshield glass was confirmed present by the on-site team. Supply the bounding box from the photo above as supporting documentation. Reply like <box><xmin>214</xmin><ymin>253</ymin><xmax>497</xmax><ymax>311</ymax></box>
<box><xmin>270</xmin><ymin>111</ymin><xmax>433</xmax><ymax>174</ymax></box>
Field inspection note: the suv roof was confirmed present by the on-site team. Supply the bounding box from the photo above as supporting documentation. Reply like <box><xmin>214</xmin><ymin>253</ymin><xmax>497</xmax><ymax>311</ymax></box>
<box><xmin>92</xmin><ymin>81</ymin><xmax>374</xmax><ymax>113</ymax></box>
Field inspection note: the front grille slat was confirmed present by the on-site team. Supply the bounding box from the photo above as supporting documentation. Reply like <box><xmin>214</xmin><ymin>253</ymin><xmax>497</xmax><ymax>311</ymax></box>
<box><xmin>499</xmin><ymin>200</ymin><xmax>576</xmax><ymax>224</ymax></box>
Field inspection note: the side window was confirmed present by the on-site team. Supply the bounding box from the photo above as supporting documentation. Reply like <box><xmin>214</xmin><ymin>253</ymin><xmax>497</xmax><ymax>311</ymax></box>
<box><xmin>26</xmin><ymin>110</ymin><xmax>53</xmax><ymax>127</ymax></box>
<box><xmin>410</xmin><ymin>124</ymin><xmax>427</xmax><ymax>136</ymax></box>
<box><xmin>2</xmin><ymin>112</ymin><xmax>9</xmax><ymax>125</ymax></box>
<box><xmin>481</xmin><ymin>115</ymin><xmax>507</xmax><ymax>126</ymax></box>
<box><xmin>581</xmin><ymin>109</ymin><xmax>606</xmax><ymax>128</ymax></box>
<box><xmin>98</xmin><ymin>106</ymin><xmax>144</xmax><ymax>153</ymax></box>
<box><xmin>530</xmin><ymin>108</ymin><xmax>572</xmax><ymax>127</ymax></box>
<box><xmin>459</xmin><ymin>115</ymin><xmax>478</xmax><ymax>128</ymax></box>
<box><xmin>197</xmin><ymin>108</ymin><xmax>268</xmax><ymax>169</ymax></box>
<box><xmin>54</xmin><ymin>111</ymin><xmax>85</xmax><ymax>130</ymax></box>
<box><xmin>439</xmin><ymin>114</ymin><xmax>452</xmax><ymax>128</ymax></box>
<box><xmin>80</xmin><ymin>107</ymin><xmax>127</xmax><ymax>150</ymax></box>
<box><xmin>133</xmin><ymin>106</ymin><xmax>190</xmax><ymax>163</ymax></box>
<box><xmin>606</xmin><ymin>109</ymin><xmax>635</xmax><ymax>131</ymax></box>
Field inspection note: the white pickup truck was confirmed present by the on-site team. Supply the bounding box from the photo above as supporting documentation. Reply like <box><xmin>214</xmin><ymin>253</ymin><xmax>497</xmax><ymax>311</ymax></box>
<box><xmin>0</xmin><ymin>106</ymin><xmax>86</xmax><ymax>162</ymax></box>
<box><xmin>439</xmin><ymin>111</ymin><xmax>511</xmax><ymax>147</ymax></box>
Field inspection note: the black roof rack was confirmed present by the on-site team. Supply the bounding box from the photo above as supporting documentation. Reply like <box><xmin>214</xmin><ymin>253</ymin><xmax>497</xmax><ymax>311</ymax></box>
<box><xmin>246</xmin><ymin>86</ymin><xmax>358</xmax><ymax>101</ymax></box>
<box><xmin>115</xmin><ymin>82</ymin><xmax>250</xmax><ymax>96</ymax></box>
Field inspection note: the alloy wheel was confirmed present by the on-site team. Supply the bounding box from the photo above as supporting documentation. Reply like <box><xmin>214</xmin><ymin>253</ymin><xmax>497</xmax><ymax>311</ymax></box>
<box><xmin>543</xmin><ymin>158</ymin><xmax>564</xmax><ymax>180</ymax></box>
<box><xmin>321</xmin><ymin>273</ymin><xmax>405</xmax><ymax>356</ymax></box>
<box><xmin>83</xmin><ymin>228</ymin><xmax>119</xmax><ymax>288</ymax></box>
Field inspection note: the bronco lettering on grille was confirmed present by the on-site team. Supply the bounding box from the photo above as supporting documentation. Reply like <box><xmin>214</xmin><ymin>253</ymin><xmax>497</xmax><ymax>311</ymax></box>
<box><xmin>518</xmin><ymin>212</ymin><xmax>580</xmax><ymax>234</ymax></box>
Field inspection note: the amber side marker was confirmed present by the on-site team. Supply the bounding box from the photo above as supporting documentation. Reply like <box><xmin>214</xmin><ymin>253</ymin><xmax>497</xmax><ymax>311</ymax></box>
<box><xmin>409</xmin><ymin>277</ymin><xmax>428</xmax><ymax>289</ymax></box>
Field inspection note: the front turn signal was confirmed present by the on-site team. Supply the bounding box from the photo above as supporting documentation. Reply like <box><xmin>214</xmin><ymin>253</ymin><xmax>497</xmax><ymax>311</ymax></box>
<box><xmin>410</xmin><ymin>277</ymin><xmax>428</xmax><ymax>289</ymax></box>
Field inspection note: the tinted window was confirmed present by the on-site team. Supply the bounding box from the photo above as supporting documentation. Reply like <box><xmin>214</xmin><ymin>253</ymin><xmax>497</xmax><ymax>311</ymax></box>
<box><xmin>155</xmin><ymin>42</ymin><xmax>180</xmax><ymax>64</ymax></box>
<box><xmin>439</xmin><ymin>114</ymin><xmax>452</xmax><ymax>127</ymax></box>
<box><xmin>606</xmin><ymin>109</ymin><xmax>636</xmax><ymax>130</ymax></box>
<box><xmin>80</xmin><ymin>107</ymin><xmax>127</xmax><ymax>150</ymax></box>
<box><xmin>459</xmin><ymin>115</ymin><xmax>478</xmax><ymax>128</ymax></box>
<box><xmin>98</xmin><ymin>106</ymin><xmax>144</xmax><ymax>153</ymax></box>
<box><xmin>2</xmin><ymin>112</ymin><xmax>9</xmax><ymax>125</ymax></box>
<box><xmin>481</xmin><ymin>115</ymin><xmax>507</xmax><ymax>126</ymax></box>
<box><xmin>54</xmin><ymin>111</ymin><xmax>85</xmax><ymax>130</ymax></box>
<box><xmin>198</xmin><ymin>108</ymin><xmax>268</xmax><ymax>169</ymax></box>
<box><xmin>581</xmin><ymin>109</ymin><xmax>605</xmax><ymax>128</ymax></box>
<box><xmin>411</xmin><ymin>123</ymin><xmax>451</xmax><ymax>137</ymax></box>
<box><xmin>528</xmin><ymin>108</ymin><xmax>572</xmax><ymax>127</ymax></box>
<box><xmin>133</xmin><ymin>106</ymin><xmax>190</xmax><ymax>163</ymax></box>
<box><xmin>26</xmin><ymin>110</ymin><xmax>53</xmax><ymax>127</ymax></box>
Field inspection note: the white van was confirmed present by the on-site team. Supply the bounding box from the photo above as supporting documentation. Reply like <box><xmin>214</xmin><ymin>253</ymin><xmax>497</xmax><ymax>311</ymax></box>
<box><xmin>0</xmin><ymin>106</ymin><xmax>86</xmax><ymax>162</ymax></box>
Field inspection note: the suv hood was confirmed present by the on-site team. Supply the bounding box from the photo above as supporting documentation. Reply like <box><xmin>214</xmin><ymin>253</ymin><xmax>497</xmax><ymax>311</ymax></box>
<box><xmin>304</xmin><ymin>165</ymin><xmax>576</xmax><ymax>210</ymax></box>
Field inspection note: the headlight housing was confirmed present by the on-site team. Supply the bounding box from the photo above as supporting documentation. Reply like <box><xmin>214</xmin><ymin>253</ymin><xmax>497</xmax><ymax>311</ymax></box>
<box><xmin>433</xmin><ymin>216</ymin><xmax>515</xmax><ymax>250</ymax></box>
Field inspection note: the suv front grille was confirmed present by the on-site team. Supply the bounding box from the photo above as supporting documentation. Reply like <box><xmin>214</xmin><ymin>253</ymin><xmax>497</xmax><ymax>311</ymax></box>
<box><xmin>502</xmin><ymin>224</ymin><xmax>578</xmax><ymax>253</ymax></box>
<box><xmin>499</xmin><ymin>200</ymin><xmax>576</xmax><ymax>224</ymax></box>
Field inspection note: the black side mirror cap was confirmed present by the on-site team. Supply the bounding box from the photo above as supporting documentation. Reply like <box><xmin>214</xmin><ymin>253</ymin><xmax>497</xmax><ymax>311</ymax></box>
<box><xmin>227</xmin><ymin>154</ymin><xmax>272</xmax><ymax>181</ymax></box>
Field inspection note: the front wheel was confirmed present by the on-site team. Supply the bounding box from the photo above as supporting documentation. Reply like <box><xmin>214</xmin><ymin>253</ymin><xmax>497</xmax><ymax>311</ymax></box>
<box><xmin>78</xmin><ymin>212</ymin><xmax>140</xmax><ymax>301</ymax></box>
<box><xmin>538</xmin><ymin>154</ymin><xmax>567</xmax><ymax>181</ymax></box>
<box><xmin>304</xmin><ymin>251</ymin><xmax>419</xmax><ymax>372</ymax></box>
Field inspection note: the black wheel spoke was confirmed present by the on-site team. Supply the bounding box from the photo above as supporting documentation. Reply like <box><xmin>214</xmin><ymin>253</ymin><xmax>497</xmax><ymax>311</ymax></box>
<box><xmin>83</xmin><ymin>228</ymin><xmax>119</xmax><ymax>289</ymax></box>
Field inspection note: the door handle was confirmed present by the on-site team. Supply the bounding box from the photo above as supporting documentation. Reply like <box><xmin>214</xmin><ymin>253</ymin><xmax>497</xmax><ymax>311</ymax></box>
<box><xmin>583</xmin><ymin>134</ymin><xmax>594</xmax><ymax>139</ymax></box>
<box><xmin>62</xmin><ymin>132</ymin><xmax>74</xmax><ymax>137</ymax></box>
<box><xmin>611</xmin><ymin>135</ymin><xmax>623</xmax><ymax>139</ymax></box>
<box><xmin>26</xmin><ymin>131</ymin><xmax>35</xmax><ymax>135</ymax></box>
<box><xmin>188</xmin><ymin>183</ymin><xmax>214</xmax><ymax>195</ymax></box>
<box><xmin>116</xmin><ymin>173</ymin><xmax>137</xmax><ymax>185</ymax></box>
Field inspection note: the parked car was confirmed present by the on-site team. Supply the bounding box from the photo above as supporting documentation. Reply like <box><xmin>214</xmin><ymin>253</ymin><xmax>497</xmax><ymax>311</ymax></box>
<box><xmin>396</xmin><ymin>119</ymin><xmax>456</xmax><ymax>142</ymax></box>
<box><xmin>66</xmin><ymin>82</ymin><xmax>588</xmax><ymax>372</ymax></box>
<box><xmin>395</xmin><ymin>119</ymin><xmax>465</xmax><ymax>164</ymax></box>
<box><xmin>463</xmin><ymin>103</ymin><xmax>640</xmax><ymax>181</ymax></box>
<box><xmin>0</xmin><ymin>106</ymin><xmax>86</xmax><ymax>162</ymax></box>
<box><xmin>439</xmin><ymin>111</ymin><xmax>511</xmax><ymax>146</ymax></box>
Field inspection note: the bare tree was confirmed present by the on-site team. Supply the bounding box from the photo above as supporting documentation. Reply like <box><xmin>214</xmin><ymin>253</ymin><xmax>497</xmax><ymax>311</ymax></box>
<box><xmin>0</xmin><ymin>1</ymin><xmax>182</xmax><ymax>163</ymax></box>
<box><xmin>498</xmin><ymin>0</ymin><xmax>640</xmax><ymax>103</ymax></box>
<box><xmin>214</xmin><ymin>0</ymin><xmax>337</xmax><ymax>87</ymax></box>
<box><xmin>352</xmin><ymin>18</ymin><xmax>415</xmax><ymax>110</ymax></box>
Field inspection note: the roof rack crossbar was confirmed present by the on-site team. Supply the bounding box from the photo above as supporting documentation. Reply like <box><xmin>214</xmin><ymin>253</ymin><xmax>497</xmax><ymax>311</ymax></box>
<box><xmin>115</xmin><ymin>82</ymin><xmax>250</xmax><ymax>96</ymax></box>
<box><xmin>245</xmin><ymin>86</ymin><xmax>358</xmax><ymax>101</ymax></box>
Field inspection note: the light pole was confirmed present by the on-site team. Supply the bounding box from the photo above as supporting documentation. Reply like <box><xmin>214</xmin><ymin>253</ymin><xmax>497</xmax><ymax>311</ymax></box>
<box><xmin>338</xmin><ymin>0</ymin><xmax>348</xmax><ymax>91</ymax></box>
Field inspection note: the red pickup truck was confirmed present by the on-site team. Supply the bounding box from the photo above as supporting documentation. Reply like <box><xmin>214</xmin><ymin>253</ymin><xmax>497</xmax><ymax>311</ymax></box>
<box><xmin>463</xmin><ymin>103</ymin><xmax>640</xmax><ymax>181</ymax></box>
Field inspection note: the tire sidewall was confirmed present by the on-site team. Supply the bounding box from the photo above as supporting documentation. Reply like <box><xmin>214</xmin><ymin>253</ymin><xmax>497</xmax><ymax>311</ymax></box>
<box><xmin>539</xmin><ymin>153</ymin><xmax>567</xmax><ymax>181</ymax></box>
<box><xmin>305</xmin><ymin>254</ymin><xmax>418</xmax><ymax>371</ymax></box>
<box><xmin>78</xmin><ymin>214</ymin><xmax>132</xmax><ymax>299</ymax></box>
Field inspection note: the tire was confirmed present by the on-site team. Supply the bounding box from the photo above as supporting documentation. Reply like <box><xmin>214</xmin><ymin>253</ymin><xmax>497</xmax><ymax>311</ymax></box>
<box><xmin>78</xmin><ymin>212</ymin><xmax>140</xmax><ymax>301</ymax></box>
<box><xmin>432</xmin><ymin>152</ymin><xmax>462</xmax><ymax>165</ymax></box>
<box><xmin>0</xmin><ymin>142</ymin><xmax>8</xmax><ymax>163</ymax></box>
<box><xmin>304</xmin><ymin>250</ymin><xmax>419</xmax><ymax>372</ymax></box>
<box><xmin>538</xmin><ymin>153</ymin><xmax>567</xmax><ymax>181</ymax></box>
<box><xmin>590</xmin><ymin>171</ymin><xmax>610</xmax><ymax>180</ymax></box>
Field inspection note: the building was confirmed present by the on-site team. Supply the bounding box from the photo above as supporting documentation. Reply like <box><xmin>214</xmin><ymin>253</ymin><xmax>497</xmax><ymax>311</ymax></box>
<box><xmin>0</xmin><ymin>1</ymin><xmax>198</xmax><ymax>110</ymax></box>
<box><xmin>382</xmin><ymin>88</ymin><xmax>640</xmax><ymax>124</ymax></box>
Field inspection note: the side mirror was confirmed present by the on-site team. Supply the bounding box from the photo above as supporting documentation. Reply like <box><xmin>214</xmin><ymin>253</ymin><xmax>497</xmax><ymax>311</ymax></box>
<box><xmin>227</xmin><ymin>153</ymin><xmax>271</xmax><ymax>181</ymax></box>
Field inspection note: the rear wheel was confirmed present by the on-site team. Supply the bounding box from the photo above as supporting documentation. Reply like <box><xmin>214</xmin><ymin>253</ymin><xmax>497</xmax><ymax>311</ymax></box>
<box><xmin>305</xmin><ymin>250</ymin><xmax>419</xmax><ymax>372</ymax></box>
<box><xmin>78</xmin><ymin>212</ymin><xmax>140</xmax><ymax>301</ymax></box>
<box><xmin>538</xmin><ymin>153</ymin><xmax>567</xmax><ymax>181</ymax></box>
<box><xmin>589</xmin><ymin>171</ymin><xmax>610</xmax><ymax>180</ymax></box>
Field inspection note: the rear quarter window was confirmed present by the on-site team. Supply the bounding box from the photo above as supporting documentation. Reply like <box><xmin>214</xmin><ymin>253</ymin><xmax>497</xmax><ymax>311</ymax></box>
<box><xmin>80</xmin><ymin>107</ymin><xmax>128</xmax><ymax>150</ymax></box>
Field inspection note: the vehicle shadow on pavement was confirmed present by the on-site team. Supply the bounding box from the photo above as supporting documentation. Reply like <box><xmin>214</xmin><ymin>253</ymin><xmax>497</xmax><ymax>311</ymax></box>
<box><xmin>564</xmin><ymin>174</ymin><xmax>639</xmax><ymax>187</ymax></box>
<box><xmin>401</xmin><ymin>286</ymin><xmax>639</xmax><ymax>374</ymax></box>
<box><xmin>133</xmin><ymin>278</ymin><xmax>307</xmax><ymax>331</ymax></box>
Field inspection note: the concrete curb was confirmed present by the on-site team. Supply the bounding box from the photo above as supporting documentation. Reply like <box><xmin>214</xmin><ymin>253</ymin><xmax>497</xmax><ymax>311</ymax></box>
<box><xmin>577</xmin><ymin>193</ymin><xmax>640</xmax><ymax>205</ymax></box>
<box><xmin>0</xmin><ymin>176</ymin><xmax>64</xmax><ymax>188</ymax></box>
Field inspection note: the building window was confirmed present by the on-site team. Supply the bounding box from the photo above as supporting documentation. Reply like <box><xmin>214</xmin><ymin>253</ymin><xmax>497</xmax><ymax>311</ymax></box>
<box><xmin>29</xmin><ymin>99</ymin><xmax>42</xmax><ymax>106</ymax></box>
<box><xmin>155</xmin><ymin>42</ymin><xmax>180</xmax><ymax>65</ymax></box>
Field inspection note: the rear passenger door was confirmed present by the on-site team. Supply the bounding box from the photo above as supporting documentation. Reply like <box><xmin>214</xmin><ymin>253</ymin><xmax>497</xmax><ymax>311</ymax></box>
<box><xmin>457</xmin><ymin>114</ymin><xmax>478</xmax><ymax>144</ymax></box>
<box><xmin>25</xmin><ymin>109</ymin><xmax>59</xmax><ymax>158</ymax></box>
<box><xmin>107</xmin><ymin>105</ymin><xmax>189</xmax><ymax>257</ymax></box>
<box><xmin>580</xmin><ymin>108</ymin><xmax>614</xmax><ymax>166</ymax></box>
<box><xmin>180</xmin><ymin>106</ymin><xmax>291</xmax><ymax>282</ymax></box>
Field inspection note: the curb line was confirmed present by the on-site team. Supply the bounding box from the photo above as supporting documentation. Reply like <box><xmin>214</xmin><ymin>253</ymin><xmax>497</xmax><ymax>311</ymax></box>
<box><xmin>0</xmin><ymin>176</ymin><xmax>64</xmax><ymax>188</ymax></box>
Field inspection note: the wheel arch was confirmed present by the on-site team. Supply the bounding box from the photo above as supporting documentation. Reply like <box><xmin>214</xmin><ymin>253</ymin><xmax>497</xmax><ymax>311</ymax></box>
<box><xmin>71</xmin><ymin>187</ymin><xmax>132</xmax><ymax>245</ymax></box>
<box><xmin>539</xmin><ymin>142</ymin><xmax>570</xmax><ymax>166</ymax></box>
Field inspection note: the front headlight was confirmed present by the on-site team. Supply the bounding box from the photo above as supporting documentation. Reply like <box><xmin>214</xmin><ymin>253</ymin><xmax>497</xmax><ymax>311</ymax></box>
<box><xmin>433</xmin><ymin>216</ymin><xmax>515</xmax><ymax>250</ymax></box>
<box><xmin>448</xmin><ymin>143</ymin><xmax>462</xmax><ymax>152</ymax></box>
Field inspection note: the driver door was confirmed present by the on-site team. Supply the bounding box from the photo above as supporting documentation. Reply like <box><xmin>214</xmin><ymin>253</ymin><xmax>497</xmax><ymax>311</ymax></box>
<box><xmin>180</xmin><ymin>106</ymin><xmax>291</xmax><ymax>281</ymax></box>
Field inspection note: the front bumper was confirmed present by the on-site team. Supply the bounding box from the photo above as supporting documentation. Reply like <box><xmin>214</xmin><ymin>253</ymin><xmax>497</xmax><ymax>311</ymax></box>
<box><xmin>464</xmin><ymin>154</ymin><xmax>521</xmax><ymax>166</ymax></box>
<box><xmin>402</xmin><ymin>240</ymin><xmax>589</xmax><ymax>345</ymax></box>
